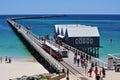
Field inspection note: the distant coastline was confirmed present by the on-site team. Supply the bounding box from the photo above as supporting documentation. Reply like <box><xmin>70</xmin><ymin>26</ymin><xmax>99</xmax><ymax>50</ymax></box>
<box><xmin>1</xmin><ymin>14</ymin><xmax>120</xmax><ymax>20</ymax></box>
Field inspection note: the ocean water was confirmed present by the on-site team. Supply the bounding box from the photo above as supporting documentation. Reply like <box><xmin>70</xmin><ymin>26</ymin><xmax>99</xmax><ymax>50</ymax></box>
<box><xmin>1</xmin><ymin>15</ymin><xmax>120</xmax><ymax>62</ymax></box>
<box><xmin>0</xmin><ymin>18</ymin><xmax>32</xmax><ymax>59</ymax></box>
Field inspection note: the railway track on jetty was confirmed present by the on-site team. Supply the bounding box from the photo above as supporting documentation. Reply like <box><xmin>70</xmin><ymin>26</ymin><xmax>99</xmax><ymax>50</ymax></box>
<box><xmin>60</xmin><ymin>61</ymin><xmax>89</xmax><ymax>80</ymax></box>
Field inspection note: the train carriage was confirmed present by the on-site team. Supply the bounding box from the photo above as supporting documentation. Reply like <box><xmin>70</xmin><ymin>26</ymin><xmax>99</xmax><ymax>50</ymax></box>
<box><xmin>42</xmin><ymin>40</ymin><xmax>68</xmax><ymax>61</ymax></box>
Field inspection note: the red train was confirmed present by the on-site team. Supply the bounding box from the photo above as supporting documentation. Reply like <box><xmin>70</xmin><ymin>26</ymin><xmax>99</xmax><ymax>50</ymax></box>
<box><xmin>42</xmin><ymin>40</ymin><xmax>68</xmax><ymax>61</ymax></box>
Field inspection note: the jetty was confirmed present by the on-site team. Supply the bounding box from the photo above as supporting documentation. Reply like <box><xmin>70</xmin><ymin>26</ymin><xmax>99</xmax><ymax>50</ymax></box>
<box><xmin>7</xmin><ymin>17</ymin><xmax>120</xmax><ymax>80</ymax></box>
<box><xmin>7</xmin><ymin>17</ymin><xmax>105</xmax><ymax>79</ymax></box>
<box><xmin>7</xmin><ymin>18</ymin><xmax>65</xmax><ymax>78</ymax></box>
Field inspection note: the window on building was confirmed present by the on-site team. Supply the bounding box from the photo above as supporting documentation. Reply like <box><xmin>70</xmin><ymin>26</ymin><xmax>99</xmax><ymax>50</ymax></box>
<box><xmin>75</xmin><ymin>38</ymin><xmax>79</xmax><ymax>44</ymax></box>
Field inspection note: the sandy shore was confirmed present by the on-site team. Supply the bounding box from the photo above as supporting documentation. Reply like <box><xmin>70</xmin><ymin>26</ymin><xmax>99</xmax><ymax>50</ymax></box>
<box><xmin>1</xmin><ymin>58</ymin><xmax>120</xmax><ymax>80</ymax></box>
<box><xmin>0</xmin><ymin>59</ymin><xmax>48</xmax><ymax>80</ymax></box>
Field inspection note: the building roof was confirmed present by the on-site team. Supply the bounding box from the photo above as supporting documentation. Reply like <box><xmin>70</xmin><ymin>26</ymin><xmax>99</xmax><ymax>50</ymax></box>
<box><xmin>55</xmin><ymin>24</ymin><xmax>100</xmax><ymax>37</ymax></box>
<box><xmin>55</xmin><ymin>24</ymin><xmax>90</xmax><ymax>35</ymax></box>
<box><xmin>67</xmin><ymin>27</ymin><xmax>100</xmax><ymax>37</ymax></box>
<box><xmin>55</xmin><ymin>25</ymin><xmax>67</xmax><ymax>35</ymax></box>
<box><xmin>45</xmin><ymin>41</ymin><xmax>59</xmax><ymax>52</ymax></box>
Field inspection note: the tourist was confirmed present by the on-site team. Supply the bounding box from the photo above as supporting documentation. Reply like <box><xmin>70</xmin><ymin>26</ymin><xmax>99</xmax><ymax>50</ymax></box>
<box><xmin>5</xmin><ymin>56</ymin><xmax>7</xmax><ymax>63</ymax></box>
<box><xmin>67</xmin><ymin>69</ymin><xmax>69</xmax><ymax>75</ymax></box>
<box><xmin>94</xmin><ymin>66</ymin><xmax>98</xmax><ymax>76</ymax></box>
<box><xmin>88</xmin><ymin>67</ymin><xmax>93</xmax><ymax>77</ymax></box>
<box><xmin>95</xmin><ymin>62</ymin><xmax>97</xmax><ymax>67</ymax></box>
<box><xmin>77</xmin><ymin>57</ymin><xmax>80</xmax><ymax>67</ymax></box>
<box><xmin>91</xmin><ymin>61</ymin><xmax>94</xmax><ymax>70</ymax></box>
<box><xmin>80</xmin><ymin>54</ymin><xmax>84</xmax><ymax>60</ymax></box>
<box><xmin>82</xmin><ymin>57</ymin><xmax>86</xmax><ymax>68</ymax></box>
<box><xmin>74</xmin><ymin>56</ymin><xmax>77</xmax><ymax>64</ymax></box>
<box><xmin>8</xmin><ymin>57</ymin><xmax>11</xmax><ymax>63</ymax></box>
<box><xmin>75</xmin><ymin>52</ymin><xmax>77</xmax><ymax>56</ymax></box>
<box><xmin>102</xmin><ymin>67</ymin><xmax>106</xmax><ymax>78</ymax></box>
<box><xmin>84</xmin><ymin>59</ymin><xmax>88</xmax><ymax>74</ymax></box>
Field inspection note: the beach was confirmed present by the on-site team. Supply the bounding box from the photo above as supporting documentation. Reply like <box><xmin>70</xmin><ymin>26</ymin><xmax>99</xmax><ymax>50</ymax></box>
<box><xmin>0</xmin><ymin>59</ymin><xmax>48</xmax><ymax>80</ymax></box>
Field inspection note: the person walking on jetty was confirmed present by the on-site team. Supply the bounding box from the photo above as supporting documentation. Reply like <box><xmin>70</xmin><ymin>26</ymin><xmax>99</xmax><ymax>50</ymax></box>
<box><xmin>77</xmin><ymin>57</ymin><xmax>80</xmax><ymax>67</ymax></box>
<box><xmin>102</xmin><ymin>67</ymin><xmax>106</xmax><ymax>78</ymax></box>
<box><xmin>84</xmin><ymin>59</ymin><xmax>88</xmax><ymax>74</ymax></box>
<box><xmin>74</xmin><ymin>56</ymin><xmax>77</xmax><ymax>64</ymax></box>
<box><xmin>94</xmin><ymin>66</ymin><xmax>98</xmax><ymax>76</ymax></box>
<box><xmin>74</xmin><ymin>53</ymin><xmax>77</xmax><ymax>64</ymax></box>
<box><xmin>81</xmin><ymin>57</ymin><xmax>85</xmax><ymax>68</ymax></box>
<box><xmin>91</xmin><ymin>61</ymin><xmax>94</xmax><ymax>70</ymax></box>
<box><xmin>66</xmin><ymin>69</ymin><xmax>69</xmax><ymax>80</ymax></box>
<box><xmin>95</xmin><ymin>62</ymin><xmax>97</xmax><ymax>67</ymax></box>
<box><xmin>88</xmin><ymin>67</ymin><xmax>93</xmax><ymax>77</ymax></box>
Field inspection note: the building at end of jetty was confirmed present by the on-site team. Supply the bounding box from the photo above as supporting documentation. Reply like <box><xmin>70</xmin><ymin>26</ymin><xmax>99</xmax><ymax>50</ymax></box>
<box><xmin>54</xmin><ymin>24</ymin><xmax>100</xmax><ymax>57</ymax></box>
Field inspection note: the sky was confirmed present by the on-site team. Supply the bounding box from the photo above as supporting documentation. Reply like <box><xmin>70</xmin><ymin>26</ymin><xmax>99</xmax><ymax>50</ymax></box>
<box><xmin>0</xmin><ymin>0</ymin><xmax>120</xmax><ymax>14</ymax></box>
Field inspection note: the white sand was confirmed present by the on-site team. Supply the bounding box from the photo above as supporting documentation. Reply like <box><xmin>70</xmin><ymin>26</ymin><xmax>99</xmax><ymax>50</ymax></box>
<box><xmin>0</xmin><ymin>60</ymin><xmax>48</xmax><ymax>80</ymax></box>
<box><xmin>1</xmin><ymin>59</ymin><xmax>120</xmax><ymax>80</ymax></box>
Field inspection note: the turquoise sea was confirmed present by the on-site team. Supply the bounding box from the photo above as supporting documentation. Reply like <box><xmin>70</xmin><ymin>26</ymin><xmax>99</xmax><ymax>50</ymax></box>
<box><xmin>1</xmin><ymin>15</ymin><xmax>120</xmax><ymax>62</ymax></box>
<box><xmin>0</xmin><ymin>19</ymin><xmax>32</xmax><ymax>59</ymax></box>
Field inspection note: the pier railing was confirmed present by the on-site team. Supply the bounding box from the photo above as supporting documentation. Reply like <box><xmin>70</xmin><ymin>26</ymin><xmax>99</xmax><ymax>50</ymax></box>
<box><xmin>62</xmin><ymin>42</ymin><xmax>108</xmax><ymax>68</ymax></box>
<box><xmin>7</xmin><ymin>19</ymin><xmax>63</xmax><ymax>72</ymax></box>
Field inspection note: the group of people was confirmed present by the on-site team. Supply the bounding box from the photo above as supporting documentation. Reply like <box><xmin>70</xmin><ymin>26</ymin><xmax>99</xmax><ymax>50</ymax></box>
<box><xmin>0</xmin><ymin>56</ymin><xmax>12</xmax><ymax>64</ymax></box>
<box><xmin>73</xmin><ymin>53</ymin><xmax>106</xmax><ymax>80</ymax></box>
<box><xmin>88</xmin><ymin>62</ymin><xmax>106</xmax><ymax>80</ymax></box>
<box><xmin>73</xmin><ymin>53</ymin><xmax>88</xmax><ymax>74</ymax></box>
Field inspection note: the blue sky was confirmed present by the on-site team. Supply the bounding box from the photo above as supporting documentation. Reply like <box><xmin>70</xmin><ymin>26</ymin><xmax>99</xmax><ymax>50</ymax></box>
<box><xmin>0</xmin><ymin>0</ymin><xmax>120</xmax><ymax>14</ymax></box>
